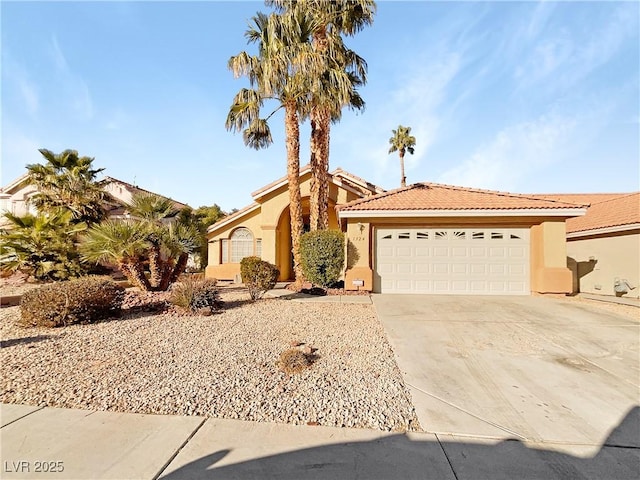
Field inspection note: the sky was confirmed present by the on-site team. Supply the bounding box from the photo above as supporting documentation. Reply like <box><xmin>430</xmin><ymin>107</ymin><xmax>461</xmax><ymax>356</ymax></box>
<box><xmin>2</xmin><ymin>0</ymin><xmax>639</xmax><ymax>212</ymax></box>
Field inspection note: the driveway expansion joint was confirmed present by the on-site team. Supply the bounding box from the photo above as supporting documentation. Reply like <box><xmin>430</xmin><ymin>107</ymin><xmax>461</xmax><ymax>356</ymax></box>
<box><xmin>153</xmin><ymin>416</ymin><xmax>207</xmax><ymax>480</ymax></box>
<box><xmin>408</xmin><ymin>382</ymin><xmax>528</xmax><ymax>441</ymax></box>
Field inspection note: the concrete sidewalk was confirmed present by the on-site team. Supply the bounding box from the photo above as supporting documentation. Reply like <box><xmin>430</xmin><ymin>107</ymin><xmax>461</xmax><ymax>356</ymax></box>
<box><xmin>2</xmin><ymin>403</ymin><xmax>638</xmax><ymax>479</ymax></box>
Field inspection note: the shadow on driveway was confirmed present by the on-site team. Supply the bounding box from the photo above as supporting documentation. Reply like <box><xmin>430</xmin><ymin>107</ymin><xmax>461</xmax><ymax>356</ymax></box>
<box><xmin>161</xmin><ymin>407</ymin><xmax>640</xmax><ymax>480</ymax></box>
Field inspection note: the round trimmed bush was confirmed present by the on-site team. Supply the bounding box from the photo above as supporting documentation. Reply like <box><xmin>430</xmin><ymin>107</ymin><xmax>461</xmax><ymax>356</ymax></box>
<box><xmin>20</xmin><ymin>276</ymin><xmax>125</xmax><ymax>327</ymax></box>
<box><xmin>299</xmin><ymin>230</ymin><xmax>345</xmax><ymax>288</ymax></box>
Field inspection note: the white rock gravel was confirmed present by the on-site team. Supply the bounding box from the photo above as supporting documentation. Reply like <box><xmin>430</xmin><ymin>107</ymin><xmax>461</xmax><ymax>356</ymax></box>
<box><xmin>0</xmin><ymin>289</ymin><xmax>421</xmax><ymax>432</ymax></box>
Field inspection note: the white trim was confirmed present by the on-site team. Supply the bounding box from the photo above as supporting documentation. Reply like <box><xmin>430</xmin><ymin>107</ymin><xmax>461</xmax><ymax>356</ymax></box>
<box><xmin>567</xmin><ymin>223</ymin><xmax>640</xmax><ymax>239</ymax></box>
<box><xmin>251</xmin><ymin>165</ymin><xmax>312</xmax><ymax>199</ymax></box>
<box><xmin>206</xmin><ymin>204</ymin><xmax>260</xmax><ymax>234</ymax></box>
<box><xmin>331</xmin><ymin>178</ymin><xmax>370</xmax><ymax>197</ymax></box>
<box><xmin>251</xmin><ymin>166</ymin><xmax>382</xmax><ymax>200</ymax></box>
<box><xmin>339</xmin><ymin>208</ymin><xmax>588</xmax><ymax>219</ymax></box>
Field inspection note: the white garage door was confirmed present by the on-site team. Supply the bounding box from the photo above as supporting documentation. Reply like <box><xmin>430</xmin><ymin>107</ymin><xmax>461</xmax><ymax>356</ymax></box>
<box><xmin>375</xmin><ymin>227</ymin><xmax>530</xmax><ymax>295</ymax></box>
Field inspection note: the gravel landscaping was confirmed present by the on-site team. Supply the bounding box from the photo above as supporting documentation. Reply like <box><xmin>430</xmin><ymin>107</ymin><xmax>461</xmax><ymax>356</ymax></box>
<box><xmin>0</xmin><ymin>288</ymin><xmax>421</xmax><ymax>432</ymax></box>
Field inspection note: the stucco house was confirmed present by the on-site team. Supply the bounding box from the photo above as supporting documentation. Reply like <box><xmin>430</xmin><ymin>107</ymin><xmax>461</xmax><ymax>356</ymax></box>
<box><xmin>206</xmin><ymin>167</ymin><xmax>589</xmax><ymax>296</ymax></box>
<box><xmin>535</xmin><ymin>192</ymin><xmax>639</xmax><ymax>298</ymax></box>
<box><xmin>205</xmin><ymin>165</ymin><xmax>384</xmax><ymax>282</ymax></box>
<box><xmin>0</xmin><ymin>174</ymin><xmax>189</xmax><ymax>227</ymax></box>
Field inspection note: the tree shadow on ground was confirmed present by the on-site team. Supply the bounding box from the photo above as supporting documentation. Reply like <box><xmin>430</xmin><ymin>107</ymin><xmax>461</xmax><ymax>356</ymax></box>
<box><xmin>160</xmin><ymin>407</ymin><xmax>640</xmax><ymax>480</ymax></box>
<box><xmin>0</xmin><ymin>335</ymin><xmax>55</xmax><ymax>348</ymax></box>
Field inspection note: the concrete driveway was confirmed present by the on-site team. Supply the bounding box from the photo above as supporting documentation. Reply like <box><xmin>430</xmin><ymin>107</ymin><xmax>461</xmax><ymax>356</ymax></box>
<box><xmin>373</xmin><ymin>295</ymin><xmax>640</xmax><ymax>454</ymax></box>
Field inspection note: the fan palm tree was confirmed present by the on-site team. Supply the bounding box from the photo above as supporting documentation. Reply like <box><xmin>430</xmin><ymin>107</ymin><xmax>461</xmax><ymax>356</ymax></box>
<box><xmin>26</xmin><ymin>148</ymin><xmax>109</xmax><ymax>225</ymax></box>
<box><xmin>269</xmin><ymin>0</ymin><xmax>376</xmax><ymax>230</ymax></box>
<box><xmin>80</xmin><ymin>192</ymin><xmax>199</xmax><ymax>292</ymax></box>
<box><xmin>80</xmin><ymin>220</ymin><xmax>152</xmax><ymax>291</ymax></box>
<box><xmin>388</xmin><ymin>125</ymin><xmax>416</xmax><ymax>187</ymax></box>
<box><xmin>0</xmin><ymin>210</ymin><xmax>87</xmax><ymax>281</ymax></box>
<box><xmin>124</xmin><ymin>192</ymin><xmax>179</xmax><ymax>288</ymax></box>
<box><xmin>227</xmin><ymin>11</ymin><xmax>313</xmax><ymax>287</ymax></box>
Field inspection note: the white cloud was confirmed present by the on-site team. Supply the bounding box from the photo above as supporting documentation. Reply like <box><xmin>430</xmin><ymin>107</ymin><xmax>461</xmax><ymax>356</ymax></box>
<box><xmin>514</xmin><ymin>3</ymin><xmax>637</xmax><ymax>92</ymax></box>
<box><xmin>19</xmin><ymin>80</ymin><xmax>39</xmax><ymax>115</ymax></box>
<box><xmin>438</xmin><ymin>113</ymin><xmax>576</xmax><ymax>190</ymax></box>
<box><xmin>49</xmin><ymin>35</ymin><xmax>94</xmax><ymax>120</ymax></box>
<box><xmin>336</xmin><ymin>46</ymin><xmax>466</xmax><ymax>189</ymax></box>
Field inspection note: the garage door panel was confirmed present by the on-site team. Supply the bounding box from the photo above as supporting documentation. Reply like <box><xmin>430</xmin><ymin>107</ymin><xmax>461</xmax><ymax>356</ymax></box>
<box><xmin>452</xmin><ymin>264</ymin><xmax>467</xmax><ymax>274</ymax></box>
<box><xmin>433</xmin><ymin>263</ymin><xmax>449</xmax><ymax>274</ymax></box>
<box><xmin>397</xmin><ymin>263</ymin><xmax>412</xmax><ymax>274</ymax></box>
<box><xmin>433</xmin><ymin>247</ymin><xmax>449</xmax><ymax>257</ymax></box>
<box><xmin>375</xmin><ymin>227</ymin><xmax>529</xmax><ymax>295</ymax></box>
<box><xmin>415</xmin><ymin>264</ymin><xmax>430</xmax><ymax>274</ymax></box>
<box><xmin>470</xmin><ymin>264</ymin><xmax>486</xmax><ymax>274</ymax></box>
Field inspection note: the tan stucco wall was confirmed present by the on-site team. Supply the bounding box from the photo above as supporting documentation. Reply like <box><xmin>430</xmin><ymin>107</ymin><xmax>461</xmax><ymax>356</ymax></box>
<box><xmin>343</xmin><ymin>216</ymin><xmax>574</xmax><ymax>294</ymax></box>
<box><xmin>205</xmin><ymin>207</ymin><xmax>263</xmax><ymax>281</ymax></box>
<box><xmin>205</xmin><ymin>171</ymin><xmax>363</xmax><ymax>282</ymax></box>
<box><xmin>566</xmin><ymin>230</ymin><xmax>640</xmax><ymax>298</ymax></box>
<box><xmin>530</xmin><ymin>220</ymin><xmax>572</xmax><ymax>293</ymax></box>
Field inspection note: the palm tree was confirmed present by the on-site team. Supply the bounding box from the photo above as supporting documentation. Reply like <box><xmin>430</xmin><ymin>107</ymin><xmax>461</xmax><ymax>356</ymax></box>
<box><xmin>227</xmin><ymin>11</ymin><xmax>312</xmax><ymax>287</ymax></box>
<box><xmin>0</xmin><ymin>210</ymin><xmax>87</xmax><ymax>281</ymax></box>
<box><xmin>80</xmin><ymin>220</ymin><xmax>152</xmax><ymax>291</ymax></box>
<box><xmin>26</xmin><ymin>148</ymin><xmax>109</xmax><ymax>225</ymax></box>
<box><xmin>388</xmin><ymin>125</ymin><xmax>416</xmax><ymax>187</ymax></box>
<box><xmin>269</xmin><ymin>0</ymin><xmax>376</xmax><ymax>230</ymax></box>
<box><xmin>124</xmin><ymin>192</ymin><xmax>179</xmax><ymax>288</ymax></box>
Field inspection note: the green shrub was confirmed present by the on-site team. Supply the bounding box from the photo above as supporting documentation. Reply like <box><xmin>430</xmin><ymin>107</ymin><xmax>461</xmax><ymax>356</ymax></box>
<box><xmin>169</xmin><ymin>275</ymin><xmax>221</xmax><ymax>314</ymax></box>
<box><xmin>299</xmin><ymin>230</ymin><xmax>345</xmax><ymax>288</ymax></box>
<box><xmin>20</xmin><ymin>276</ymin><xmax>125</xmax><ymax>327</ymax></box>
<box><xmin>240</xmin><ymin>256</ymin><xmax>279</xmax><ymax>301</ymax></box>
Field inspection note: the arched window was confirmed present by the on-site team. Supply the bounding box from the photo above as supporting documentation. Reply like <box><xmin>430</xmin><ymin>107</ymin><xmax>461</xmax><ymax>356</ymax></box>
<box><xmin>230</xmin><ymin>228</ymin><xmax>253</xmax><ymax>262</ymax></box>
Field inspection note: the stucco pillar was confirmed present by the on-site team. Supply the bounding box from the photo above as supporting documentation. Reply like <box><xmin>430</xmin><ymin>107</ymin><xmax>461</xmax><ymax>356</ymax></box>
<box><xmin>531</xmin><ymin>221</ymin><xmax>572</xmax><ymax>294</ymax></box>
<box><xmin>261</xmin><ymin>225</ymin><xmax>277</xmax><ymax>265</ymax></box>
<box><xmin>344</xmin><ymin>219</ymin><xmax>374</xmax><ymax>291</ymax></box>
<box><xmin>204</xmin><ymin>240</ymin><xmax>220</xmax><ymax>279</ymax></box>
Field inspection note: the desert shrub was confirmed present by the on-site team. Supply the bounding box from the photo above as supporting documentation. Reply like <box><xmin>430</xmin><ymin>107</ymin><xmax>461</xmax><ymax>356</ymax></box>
<box><xmin>240</xmin><ymin>256</ymin><xmax>279</xmax><ymax>300</ymax></box>
<box><xmin>20</xmin><ymin>276</ymin><xmax>125</xmax><ymax>327</ymax></box>
<box><xmin>278</xmin><ymin>348</ymin><xmax>312</xmax><ymax>375</ymax></box>
<box><xmin>169</xmin><ymin>275</ymin><xmax>221</xmax><ymax>314</ymax></box>
<box><xmin>299</xmin><ymin>230</ymin><xmax>345</xmax><ymax>288</ymax></box>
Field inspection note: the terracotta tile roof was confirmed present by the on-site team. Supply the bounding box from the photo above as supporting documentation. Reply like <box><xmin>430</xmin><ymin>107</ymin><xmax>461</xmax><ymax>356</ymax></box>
<box><xmin>535</xmin><ymin>193</ymin><xmax>640</xmax><ymax>234</ymax></box>
<box><xmin>338</xmin><ymin>183</ymin><xmax>587</xmax><ymax>212</ymax></box>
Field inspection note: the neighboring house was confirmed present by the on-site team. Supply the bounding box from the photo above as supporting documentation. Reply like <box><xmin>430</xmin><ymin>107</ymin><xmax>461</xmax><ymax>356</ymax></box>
<box><xmin>205</xmin><ymin>166</ymin><xmax>384</xmax><ymax>282</ymax></box>
<box><xmin>0</xmin><ymin>174</ymin><xmax>189</xmax><ymax>227</ymax></box>
<box><xmin>206</xmin><ymin>168</ymin><xmax>588</xmax><ymax>296</ymax></box>
<box><xmin>535</xmin><ymin>193</ymin><xmax>640</xmax><ymax>298</ymax></box>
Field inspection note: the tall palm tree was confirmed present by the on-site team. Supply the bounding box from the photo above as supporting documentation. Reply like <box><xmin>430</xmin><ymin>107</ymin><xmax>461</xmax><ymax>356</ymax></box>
<box><xmin>227</xmin><ymin>11</ymin><xmax>312</xmax><ymax>287</ymax></box>
<box><xmin>269</xmin><ymin>0</ymin><xmax>376</xmax><ymax>230</ymax></box>
<box><xmin>388</xmin><ymin>125</ymin><xmax>416</xmax><ymax>187</ymax></box>
<box><xmin>26</xmin><ymin>148</ymin><xmax>109</xmax><ymax>225</ymax></box>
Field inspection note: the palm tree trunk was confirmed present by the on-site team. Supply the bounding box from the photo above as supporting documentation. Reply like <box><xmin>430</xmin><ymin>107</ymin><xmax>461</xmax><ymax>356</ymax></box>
<box><xmin>148</xmin><ymin>243</ymin><xmax>163</xmax><ymax>288</ymax></box>
<box><xmin>399</xmin><ymin>151</ymin><xmax>407</xmax><ymax>187</ymax></box>
<box><xmin>310</xmin><ymin>106</ymin><xmax>331</xmax><ymax>231</ymax></box>
<box><xmin>120</xmin><ymin>261</ymin><xmax>152</xmax><ymax>291</ymax></box>
<box><xmin>168</xmin><ymin>253</ymin><xmax>189</xmax><ymax>286</ymax></box>
<box><xmin>284</xmin><ymin>101</ymin><xmax>304</xmax><ymax>289</ymax></box>
<box><xmin>310</xmin><ymin>28</ymin><xmax>331</xmax><ymax>231</ymax></box>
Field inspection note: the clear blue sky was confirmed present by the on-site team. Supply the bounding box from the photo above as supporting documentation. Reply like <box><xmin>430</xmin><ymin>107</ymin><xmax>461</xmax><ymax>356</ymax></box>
<box><xmin>2</xmin><ymin>1</ymin><xmax>638</xmax><ymax>211</ymax></box>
